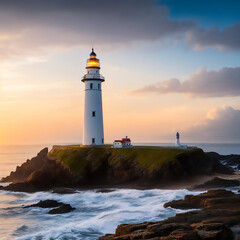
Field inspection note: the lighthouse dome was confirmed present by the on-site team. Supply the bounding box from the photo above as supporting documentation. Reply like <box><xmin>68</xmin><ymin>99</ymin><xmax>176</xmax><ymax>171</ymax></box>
<box><xmin>86</xmin><ymin>48</ymin><xmax>100</xmax><ymax>68</ymax></box>
<box><xmin>90</xmin><ymin>48</ymin><xmax>97</xmax><ymax>58</ymax></box>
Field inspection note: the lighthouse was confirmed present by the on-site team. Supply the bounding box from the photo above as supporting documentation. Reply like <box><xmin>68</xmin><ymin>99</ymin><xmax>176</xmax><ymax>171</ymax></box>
<box><xmin>82</xmin><ymin>49</ymin><xmax>105</xmax><ymax>145</ymax></box>
<box><xmin>176</xmin><ymin>132</ymin><xmax>180</xmax><ymax>146</ymax></box>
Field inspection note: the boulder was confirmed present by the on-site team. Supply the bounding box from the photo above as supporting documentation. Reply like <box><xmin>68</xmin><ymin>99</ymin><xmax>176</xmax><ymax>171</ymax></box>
<box><xmin>51</xmin><ymin>188</ymin><xmax>77</xmax><ymax>194</ymax></box>
<box><xmin>24</xmin><ymin>199</ymin><xmax>62</xmax><ymax>208</ymax></box>
<box><xmin>48</xmin><ymin>204</ymin><xmax>75</xmax><ymax>214</ymax></box>
<box><xmin>190</xmin><ymin>177</ymin><xmax>240</xmax><ymax>190</ymax></box>
<box><xmin>206</xmin><ymin>152</ymin><xmax>240</xmax><ymax>167</ymax></box>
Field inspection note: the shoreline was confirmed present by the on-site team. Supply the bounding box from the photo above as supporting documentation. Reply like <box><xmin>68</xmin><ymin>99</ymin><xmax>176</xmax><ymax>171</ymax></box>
<box><xmin>0</xmin><ymin>145</ymin><xmax>239</xmax><ymax>239</ymax></box>
<box><xmin>99</xmin><ymin>189</ymin><xmax>240</xmax><ymax>240</ymax></box>
<box><xmin>0</xmin><ymin>146</ymin><xmax>239</xmax><ymax>193</ymax></box>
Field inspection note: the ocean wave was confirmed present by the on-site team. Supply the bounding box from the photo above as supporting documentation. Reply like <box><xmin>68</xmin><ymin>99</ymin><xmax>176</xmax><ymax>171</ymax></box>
<box><xmin>0</xmin><ymin>188</ymin><xmax>197</xmax><ymax>240</ymax></box>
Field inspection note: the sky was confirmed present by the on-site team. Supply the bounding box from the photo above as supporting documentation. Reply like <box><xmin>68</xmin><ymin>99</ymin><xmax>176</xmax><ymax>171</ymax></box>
<box><xmin>0</xmin><ymin>0</ymin><xmax>240</xmax><ymax>144</ymax></box>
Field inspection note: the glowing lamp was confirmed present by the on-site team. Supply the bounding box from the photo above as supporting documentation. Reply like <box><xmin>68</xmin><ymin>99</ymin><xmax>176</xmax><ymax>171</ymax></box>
<box><xmin>86</xmin><ymin>48</ymin><xmax>100</xmax><ymax>69</ymax></box>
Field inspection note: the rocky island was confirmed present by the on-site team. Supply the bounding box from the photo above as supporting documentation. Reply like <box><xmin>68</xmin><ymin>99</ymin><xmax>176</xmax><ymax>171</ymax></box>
<box><xmin>0</xmin><ymin>145</ymin><xmax>236</xmax><ymax>192</ymax></box>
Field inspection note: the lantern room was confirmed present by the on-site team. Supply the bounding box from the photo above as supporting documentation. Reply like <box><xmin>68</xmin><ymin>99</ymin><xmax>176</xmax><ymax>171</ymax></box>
<box><xmin>86</xmin><ymin>48</ymin><xmax>100</xmax><ymax>69</ymax></box>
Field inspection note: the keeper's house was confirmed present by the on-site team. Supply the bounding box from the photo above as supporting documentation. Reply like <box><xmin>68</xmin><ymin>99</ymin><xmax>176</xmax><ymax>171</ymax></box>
<box><xmin>113</xmin><ymin>136</ymin><xmax>132</xmax><ymax>148</ymax></box>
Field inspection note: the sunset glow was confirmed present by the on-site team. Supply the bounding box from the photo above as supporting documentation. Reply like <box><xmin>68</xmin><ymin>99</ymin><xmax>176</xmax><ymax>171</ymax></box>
<box><xmin>0</xmin><ymin>0</ymin><xmax>239</xmax><ymax>145</ymax></box>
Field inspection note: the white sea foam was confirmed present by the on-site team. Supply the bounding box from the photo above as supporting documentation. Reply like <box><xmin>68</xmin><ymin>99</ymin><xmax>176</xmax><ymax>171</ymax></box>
<box><xmin>0</xmin><ymin>188</ymin><xmax>200</xmax><ymax>240</ymax></box>
<box><xmin>0</xmin><ymin>144</ymin><xmax>239</xmax><ymax>239</ymax></box>
<box><xmin>0</xmin><ymin>182</ymin><xmax>11</xmax><ymax>187</ymax></box>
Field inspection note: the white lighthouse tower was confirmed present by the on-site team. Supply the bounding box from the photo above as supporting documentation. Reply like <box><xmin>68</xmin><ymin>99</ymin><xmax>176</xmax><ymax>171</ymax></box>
<box><xmin>82</xmin><ymin>49</ymin><xmax>105</xmax><ymax>145</ymax></box>
<box><xmin>176</xmin><ymin>132</ymin><xmax>180</xmax><ymax>146</ymax></box>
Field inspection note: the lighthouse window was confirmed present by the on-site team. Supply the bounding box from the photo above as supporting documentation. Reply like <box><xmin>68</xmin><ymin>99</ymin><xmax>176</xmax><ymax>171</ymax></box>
<box><xmin>90</xmin><ymin>83</ymin><xmax>93</xmax><ymax>89</ymax></box>
<box><xmin>92</xmin><ymin>111</ymin><xmax>96</xmax><ymax>117</ymax></box>
<box><xmin>92</xmin><ymin>138</ymin><xmax>95</xmax><ymax>144</ymax></box>
<box><xmin>98</xmin><ymin>84</ymin><xmax>100</xmax><ymax>89</ymax></box>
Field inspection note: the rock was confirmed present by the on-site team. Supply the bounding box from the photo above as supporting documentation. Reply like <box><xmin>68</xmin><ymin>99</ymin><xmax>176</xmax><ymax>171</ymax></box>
<box><xmin>164</xmin><ymin>189</ymin><xmax>236</xmax><ymax>209</ymax></box>
<box><xmin>51</xmin><ymin>188</ymin><xmax>77</xmax><ymax>194</ymax></box>
<box><xmin>98</xmin><ymin>234</ymin><xmax>115</xmax><ymax>240</ymax></box>
<box><xmin>0</xmin><ymin>148</ymin><xmax>80</xmax><ymax>192</ymax></box>
<box><xmin>147</xmin><ymin>223</ymin><xmax>192</xmax><ymax>237</ymax></box>
<box><xmin>24</xmin><ymin>199</ymin><xmax>75</xmax><ymax>215</ymax></box>
<box><xmin>48</xmin><ymin>204</ymin><xmax>75</xmax><ymax>214</ymax></box>
<box><xmin>0</xmin><ymin>147</ymin><xmax>235</xmax><ymax>192</ymax></box>
<box><xmin>206</xmin><ymin>152</ymin><xmax>240</xmax><ymax>168</ymax></box>
<box><xmin>160</xmin><ymin>229</ymin><xmax>200</xmax><ymax>240</ymax></box>
<box><xmin>99</xmin><ymin>190</ymin><xmax>239</xmax><ymax>240</ymax></box>
<box><xmin>192</xmin><ymin>223</ymin><xmax>234</xmax><ymax>239</ymax></box>
<box><xmin>1</xmin><ymin>148</ymin><xmax>49</xmax><ymax>183</ymax></box>
<box><xmin>190</xmin><ymin>177</ymin><xmax>240</xmax><ymax>190</ymax></box>
<box><xmin>222</xmin><ymin>155</ymin><xmax>240</xmax><ymax>166</ymax></box>
<box><xmin>0</xmin><ymin>182</ymin><xmax>42</xmax><ymax>193</ymax></box>
<box><xmin>115</xmin><ymin>223</ymin><xmax>150</xmax><ymax>236</ymax></box>
<box><xmin>24</xmin><ymin>199</ymin><xmax>62</xmax><ymax>208</ymax></box>
<box><xmin>96</xmin><ymin>189</ymin><xmax>115</xmax><ymax>193</ymax></box>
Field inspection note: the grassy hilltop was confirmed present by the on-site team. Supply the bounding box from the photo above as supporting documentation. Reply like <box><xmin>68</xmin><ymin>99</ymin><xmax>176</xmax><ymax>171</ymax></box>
<box><xmin>1</xmin><ymin>146</ymin><xmax>232</xmax><ymax>191</ymax></box>
<box><xmin>49</xmin><ymin>146</ymin><xmax>189</xmax><ymax>174</ymax></box>
<box><xmin>49</xmin><ymin>145</ymin><xmax>222</xmax><ymax>189</ymax></box>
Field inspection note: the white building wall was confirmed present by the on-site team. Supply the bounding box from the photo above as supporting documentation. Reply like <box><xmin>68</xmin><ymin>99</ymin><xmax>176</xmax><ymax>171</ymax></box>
<box><xmin>113</xmin><ymin>142</ymin><xmax>123</xmax><ymax>148</ymax></box>
<box><xmin>83</xmin><ymin>80</ymin><xmax>104</xmax><ymax>145</ymax></box>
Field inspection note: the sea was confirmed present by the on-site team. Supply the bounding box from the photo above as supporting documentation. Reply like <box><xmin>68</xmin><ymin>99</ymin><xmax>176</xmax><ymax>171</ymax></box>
<box><xmin>0</xmin><ymin>143</ymin><xmax>239</xmax><ymax>240</ymax></box>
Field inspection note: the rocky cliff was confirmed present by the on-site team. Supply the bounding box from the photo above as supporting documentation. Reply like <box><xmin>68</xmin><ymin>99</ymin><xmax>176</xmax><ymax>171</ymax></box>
<box><xmin>0</xmin><ymin>146</ymin><xmax>233</xmax><ymax>192</ymax></box>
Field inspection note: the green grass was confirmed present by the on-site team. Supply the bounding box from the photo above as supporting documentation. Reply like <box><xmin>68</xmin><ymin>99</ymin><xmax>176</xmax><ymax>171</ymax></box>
<box><xmin>49</xmin><ymin>146</ymin><xmax>195</xmax><ymax>173</ymax></box>
<box><xmin>50</xmin><ymin>147</ymin><xmax>108</xmax><ymax>174</ymax></box>
<box><xmin>108</xmin><ymin>148</ymin><xmax>187</xmax><ymax>171</ymax></box>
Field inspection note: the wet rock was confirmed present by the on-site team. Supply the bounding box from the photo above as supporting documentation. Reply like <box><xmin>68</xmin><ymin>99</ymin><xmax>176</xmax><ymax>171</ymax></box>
<box><xmin>99</xmin><ymin>190</ymin><xmax>239</xmax><ymax>240</ymax></box>
<box><xmin>147</xmin><ymin>223</ymin><xmax>192</xmax><ymax>236</ymax></box>
<box><xmin>190</xmin><ymin>177</ymin><xmax>240</xmax><ymax>190</ymax></box>
<box><xmin>206</xmin><ymin>152</ymin><xmax>240</xmax><ymax>171</ymax></box>
<box><xmin>51</xmin><ymin>188</ymin><xmax>77</xmax><ymax>194</ymax></box>
<box><xmin>24</xmin><ymin>199</ymin><xmax>75</xmax><ymax>215</ymax></box>
<box><xmin>115</xmin><ymin>222</ymin><xmax>150</xmax><ymax>236</ymax></box>
<box><xmin>95</xmin><ymin>189</ymin><xmax>115</xmax><ymax>193</ymax></box>
<box><xmin>48</xmin><ymin>204</ymin><xmax>75</xmax><ymax>214</ymax></box>
<box><xmin>160</xmin><ymin>229</ymin><xmax>200</xmax><ymax>240</ymax></box>
<box><xmin>164</xmin><ymin>189</ymin><xmax>236</xmax><ymax>209</ymax></box>
<box><xmin>0</xmin><ymin>182</ymin><xmax>42</xmax><ymax>193</ymax></box>
<box><xmin>98</xmin><ymin>234</ymin><xmax>115</xmax><ymax>240</ymax></box>
<box><xmin>222</xmin><ymin>155</ymin><xmax>240</xmax><ymax>166</ymax></box>
<box><xmin>192</xmin><ymin>222</ymin><xmax>234</xmax><ymax>240</ymax></box>
<box><xmin>24</xmin><ymin>199</ymin><xmax>62</xmax><ymax>208</ymax></box>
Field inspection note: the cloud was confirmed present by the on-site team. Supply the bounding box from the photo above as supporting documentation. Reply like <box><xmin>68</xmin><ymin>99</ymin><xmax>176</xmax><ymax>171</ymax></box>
<box><xmin>132</xmin><ymin>66</ymin><xmax>240</xmax><ymax>98</ymax></box>
<box><xmin>0</xmin><ymin>0</ymin><xmax>194</xmax><ymax>59</ymax></box>
<box><xmin>1</xmin><ymin>0</ymin><xmax>239</xmax><ymax>59</ymax></box>
<box><xmin>184</xmin><ymin>106</ymin><xmax>240</xmax><ymax>142</ymax></box>
<box><xmin>186</xmin><ymin>24</ymin><xmax>240</xmax><ymax>51</ymax></box>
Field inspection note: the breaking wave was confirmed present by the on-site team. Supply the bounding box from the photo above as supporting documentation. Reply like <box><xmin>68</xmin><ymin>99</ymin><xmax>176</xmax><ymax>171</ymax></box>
<box><xmin>0</xmin><ymin>188</ymin><xmax>199</xmax><ymax>240</ymax></box>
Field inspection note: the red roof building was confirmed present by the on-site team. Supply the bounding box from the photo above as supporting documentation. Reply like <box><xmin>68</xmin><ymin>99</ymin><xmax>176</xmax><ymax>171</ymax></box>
<box><xmin>113</xmin><ymin>136</ymin><xmax>132</xmax><ymax>148</ymax></box>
